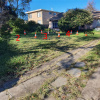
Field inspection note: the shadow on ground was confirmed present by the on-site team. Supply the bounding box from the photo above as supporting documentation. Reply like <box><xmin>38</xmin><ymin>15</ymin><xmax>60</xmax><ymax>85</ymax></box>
<box><xmin>0</xmin><ymin>33</ymin><xmax>100</xmax><ymax>93</ymax></box>
<box><xmin>0</xmin><ymin>38</ymin><xmax>23</xmax><ymax>92</ymax></box>
<box><xmin>76</xmin><ymin>35</ymin><xmax>100</xmax><ymax>42</ymax></box>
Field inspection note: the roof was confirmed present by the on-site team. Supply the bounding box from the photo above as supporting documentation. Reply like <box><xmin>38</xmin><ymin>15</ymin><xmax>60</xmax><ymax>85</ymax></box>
<box><xmin>92</xmin><ymin>11</ymin><xmax>100</xmax><ymax>19</ymax></box>
<box><xmin>49</xmin><ymin>13</ymin><xmax>64</xmax><ymax>21</ymax></box>
<box><xmin>25</xmin><ymin>9</ymin><xmax>60</xmax><ymax>14</ymax></box>
<box><xmin>49</xmin><ymin>11</ymin><xmax>100</xmax><ymax>21</ymax></box>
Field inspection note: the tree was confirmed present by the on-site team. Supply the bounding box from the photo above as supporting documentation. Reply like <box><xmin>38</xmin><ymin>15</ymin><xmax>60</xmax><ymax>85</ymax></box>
<box><xmin>7</xmin><ymin>0</ymin><xmax>32</xmax><ymax>18</ymax></box>
<box><xmin>0</xmin><ymin>0</ymin><xmax>32</xmax><ymax>28</ymax></box>
<box><xmin>8</xmin><ymin>18</ymin><xmax>26</xmax><ymax>34</ymax></box>
<box><xmin>0</xmin><ymin>0</ymin><xmax>32</xmax><ymax>18</ymax></box>
<box><xmin>58</xmin><ymin>8</ymin><xmax>93</xmax><ymax>32</ymax></box>
<box><xmin>86</xmin><ymin>0</ymin><xmax>96</xmax><ymax>12</ymax></box>
<box><xmin>0</xmin><ymin>6</ymin><xmax>17</xmax><ymax>28</ymax></box>
<box><xmin>0</xmin><ymin>6</ymin><xmax>17</xmax><ymax>37</ymax></box>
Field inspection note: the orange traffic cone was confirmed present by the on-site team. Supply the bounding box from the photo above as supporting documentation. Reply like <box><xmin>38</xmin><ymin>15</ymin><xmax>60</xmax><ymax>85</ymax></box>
<box><xmin>85</xmin><ymin>34</ymin><xmax>87</xmax><ymax>36</ymax></box>
<box><xmin>70</xmin><ymin>30</ymin><xmax>72</xmax><ymax>34</ymax></box>
<box><xmin>76</xmin><ymin>31</ymin><xmax>78</xmax><ymax>35</ymax></box>
<box><xmin>58</xmin><ymin>32</ymin><xmax>60</xmax><ymax>37</ymax></box>
<box><xmin>41</xmin><ymin>30</ymin><xmax>43</xmax><ymax>34</ymax></box>
<box><xmin>34</xmin><ymin>32</ymin><xmax>37</xmax><ymax>38</ymax></box>
<box><xmin>24</xmin><ymin>30</ymin><xmax>26</xmax><ymax>35</ymax></box>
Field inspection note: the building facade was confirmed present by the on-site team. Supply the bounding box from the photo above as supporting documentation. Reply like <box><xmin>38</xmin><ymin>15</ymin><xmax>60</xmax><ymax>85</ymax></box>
<box><xmin>49</xmin><ymin>13</ymin><xmax>63</xmax><ymax>29</ymax></box>
<box><xmin>49</xmin><ymin>11</ymin><xmax>100</xmax><ymax>30</ymax></box>
<box><xmin>25</xmin><ymin>9</ymin><xmax>60</xmax><ymax>27</ymax></box>
<box><xmin>26</xmin><ymin>9</ymin><xmax>100</xmax><ymax>30</ymax></box>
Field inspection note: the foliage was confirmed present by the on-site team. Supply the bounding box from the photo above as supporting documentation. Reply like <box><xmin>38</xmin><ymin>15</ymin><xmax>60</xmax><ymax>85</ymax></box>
<box><xmin>43</xmin><ymin>28</ymin><xmax>49</xmax><ymax>32</ymax></box>
<box><xmin>36</xmin><ymin>24</ymin><xmax>45</xmax><ymax>32</ymax></box>
<box><xmin>0</xmin><ymin>0</ymin><xmax>32</xmax><ymax>20</ymax></box>
<box><xmin>85</xmin><ymin>0</ymin><xmax>96</xmax><ymax>12</ymax></box>
<box><xmin>0</xmin><ymin>0</ymin><xmax>6</xmax><ymax>7</ymax></box>
<box><xmin>8</xmin><ymin>18</ymin><xmax>26</xmax><ymax>34</ymax></box>
<box><xmin>26</xmin><ymin>21</ymin><xmax>37</xmax><ymax>32</ymax></box>
<box><xmin>7</xmin><ymin>0</ymin><xmax>32</xmax><ymax>18</ymax></box>
<box><xmin>58</xmin><ymin>8</ymin><xmax>93</xmax><ymax>32</ymax></box>
<box><xmin>8</xmin><ymin>19</ymin><xmax>45</xmax><ymax>34</ymax></box>
<box><xmin>0</xmin><ymin>24</ymin><xmax>11</xmax><ymax>38</ymax></box>
<box><xmin>0</xmin><ymin>6</ymin><xmax>17</xmax><ymax>27</ymax></box>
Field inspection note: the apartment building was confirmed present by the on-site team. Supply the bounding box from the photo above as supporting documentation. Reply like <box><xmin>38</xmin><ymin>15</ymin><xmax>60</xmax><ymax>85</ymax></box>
<box><xmin>25</xmin><ymin>9</ymin><xmax>60</xmax><ymax>27</ymax></box>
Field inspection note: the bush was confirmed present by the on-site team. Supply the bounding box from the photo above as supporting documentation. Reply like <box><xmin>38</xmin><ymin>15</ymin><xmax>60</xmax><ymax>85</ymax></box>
<box><xmin>36</xmin><ymin>24</ymin><xmax>45</xmax><ymax>32</ymax></box>
<box><xmin>43</xmin><ymin>28</ymin><xmax>49</xmax><ymax>32</ymax></box>
<box><xmin>8</xmin><ymin>18</ymin><xmax>45</xmax><ymax>34</ymax></box>
<box><xmin>8</xmin><ymin>18</ymin><xmax>26</xmax><ymax>34</ymax></box>
<box><xmin>0</xmin><ymin>24</ymin><xmax>11</xmax><ymax>38</ymax></box>
<box><xmin>58</xmin><ymin>8</ymin><xmax>93</xmax><ymax>32</ymax></box>
<box><xmin>26</xmin><ymin>21</ymin><xmax>37</xmax><ymax>32</ymax></box>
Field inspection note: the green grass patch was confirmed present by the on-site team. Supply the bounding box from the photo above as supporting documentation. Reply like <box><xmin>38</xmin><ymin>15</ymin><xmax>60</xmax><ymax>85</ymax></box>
<box><xmin>0</xmin><ymin>31</ymin><xmax>100</xmax><ymax>85</ymax></box>
<box><xmin>18</xmin><ymin>40</ymin><xmax>100</xmax><ymax>100</ymax></box>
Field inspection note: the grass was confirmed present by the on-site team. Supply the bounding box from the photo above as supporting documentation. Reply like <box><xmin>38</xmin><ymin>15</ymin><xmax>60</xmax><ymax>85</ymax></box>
<box><xmin>0</xmin><ymin>31</ymin><xmax>100</xmax><ymax>85</ymax></box>
<box><xmin>22</xmin><ymin>41</ymin><xmax>100</xmax><ymax>100</ymax></box>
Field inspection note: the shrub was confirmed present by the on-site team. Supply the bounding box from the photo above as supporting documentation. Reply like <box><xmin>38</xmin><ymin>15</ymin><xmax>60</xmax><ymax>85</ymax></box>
<box><xmin>36</xmin><ymin>24</ymin><xmax>45</xmax><ymax>32</ymax></box>
<box><xmin>8</xmin><ymin>18</ymin><xmax>45</xmax><ymax>34</ymax></box>
<box><xmin>58</xmin><ymin>8</ymin><xmax>93</xmax><ymax>32</ymax></box>
<box><xmin>26</xmin><ymin>21</ymin><xmax>37</xmax><ymax>32</ymax></box>
<box><xmin>0</xmin><ymin>24</ymin><xmax>11</xmax><ymax>38</ymax></box>
<box><xmin>43</xmin><ymin>28</ymin><xmax>49</xmax><ymax>32</ymax></box>
<box><xmin>8</xmin><ymin>18</ymin><xmax>26</xmax><ymax>34</ymax></box>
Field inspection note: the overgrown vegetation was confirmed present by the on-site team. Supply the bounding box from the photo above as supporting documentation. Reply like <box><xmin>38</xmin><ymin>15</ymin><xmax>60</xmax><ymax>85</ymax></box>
<box><xmin>0</xmin><ymin>19</ymin><xmax>45</xmax><ymax>36</ymax></box>
<box><xmin>21</xmin><ymin>41</ymin><xmax>100</xmax><ymax>100</ymax></box>
<box><xmin>0</xmin><ymin>31</ymin><xmax>100</xmax><ymax>86</ymax></box>
<box><xmin>58</xmin><ymin>8</ymin><xmax>93</xmax><ymax>32</ymax></box>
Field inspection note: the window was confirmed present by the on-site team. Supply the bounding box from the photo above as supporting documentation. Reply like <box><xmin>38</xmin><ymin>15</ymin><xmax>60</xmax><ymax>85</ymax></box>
<box><xmin>49</xmin><ymin>12</ymin><xmax>52</xmax><ymax>14</ymax></box>
<box><xmin>28</xmin><ymin>14</ymin><xmax>32</xmax><ymax>19</ymax></box>
<box><xmin>53</xmin><ymin>13</ymin><xmax>56</xmax><ymax>16</ymax></box>
<box><xmin>37</xmin><ymin>12</ymin><xmax>41</xmax><ymax>17</ymax></box>
<box><xmin>53</xmin><ymin>22</ymin><xmax>58</xmax><ymax>28</ymax></box>
<box><xmin>37</xmin><ymin>20</ymin><xmax>41</xmax><ymax>24</ymax></box>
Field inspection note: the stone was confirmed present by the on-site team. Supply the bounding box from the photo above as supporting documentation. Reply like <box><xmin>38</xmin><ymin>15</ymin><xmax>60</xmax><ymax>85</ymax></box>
<box><xmin>82</xmin><ymin>86</ymin><xmax>99</xmax><ymax>100</ymax></box>
<box><xmin>77</xmin><ymin>97</ymin><xmax>85</xmax><ymax>100</ymax></box>
<box><xmin>45</xmin><ymin>97</ymin><xmax>56</xmax><ymax>100</ymax></box>
<box><xmin>8</xmin><ymin>83</ymin><xmax>27</xmax><ymax>98</ymax></box>
<box><xmin>23</xmin><ymin>75</ymin><xmax>45</xmax><ymax>93</ymax></box>
<box><xmin>0</xmin><ymin>90</ymin><xmax>11</xmax><ymax>100</ymax></box>
<box><xmin>81</xmin><ymin>67</ymin><xmax>100</xmax><ymax>100</ymax></box>
<box><xmin>75</xmin><ymin>62</ymin><xmax>85</xmax><ymax>68</ymax></box>
<box><xmin>51</xmin><ymin>77</ymin><xmax>67</xmax><ymax>87</ymax></box>
<box><xmin>56</xmin><ymin>58</ymin><xmax>73</xmax><ymax>69</ymax></box>
<box><xmin>67</xmin><ymin>68</ymin><xmax>81</xmax><ymax>78</ymax></box>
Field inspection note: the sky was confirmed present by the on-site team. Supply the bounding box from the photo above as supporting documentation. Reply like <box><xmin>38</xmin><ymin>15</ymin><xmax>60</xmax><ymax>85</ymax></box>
<box><xmin>27</xmin><ymin>0</ymin><xmax>100</xmax><ymax>13</ymax></box>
